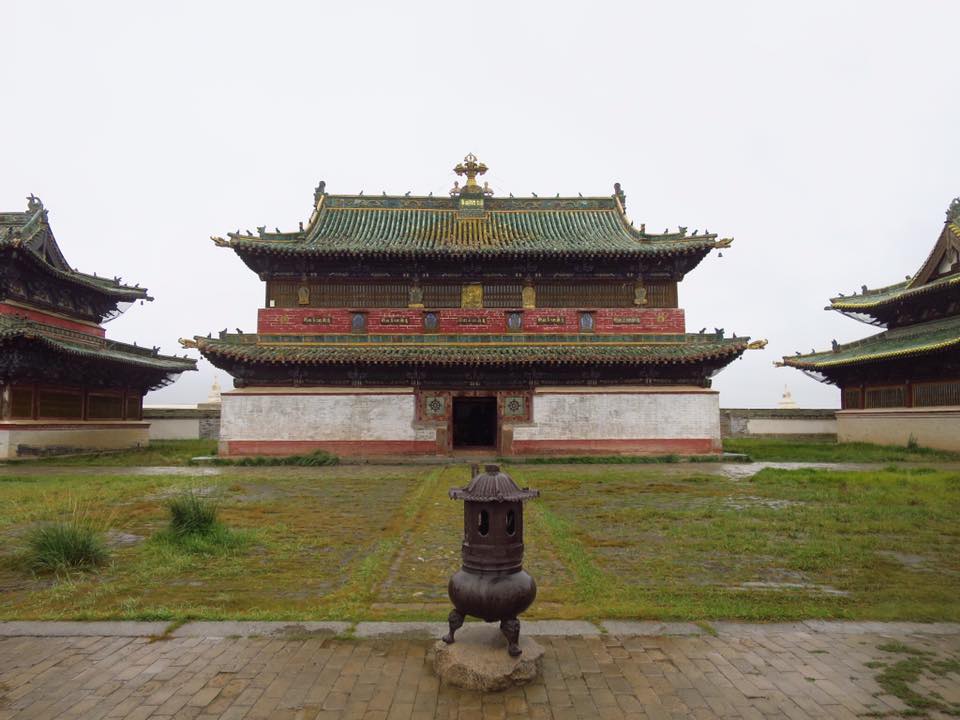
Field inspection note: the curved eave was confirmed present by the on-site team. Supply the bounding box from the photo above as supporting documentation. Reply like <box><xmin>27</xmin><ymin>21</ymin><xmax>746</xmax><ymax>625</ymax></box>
<box><xmin>781</xmin><ymin>336</ymin><xmax>960</xmax><ymax>371</ymax></box>
<box><xmin>223</xmin><ymin>238</ymin><xmax>721</xmax><ymax>260</ymax></box>
<box><xmin>192</xmin><ymin>336</ymin><xmax>751</xmax><ymax>367</ymax></box>
<box><xmin>0</xmin><ymin>243</ymin><xmax>152</xmax><ymax>302</ymax></box>
<box><xmin>829</xmin><ymin>274</ymin><xmax>959</xmax><ymax>316</ymax></box>
<box><xmin>0</xmin><ymin>330</ymin><xmax>197</xmax><ymax>373</ymax></box>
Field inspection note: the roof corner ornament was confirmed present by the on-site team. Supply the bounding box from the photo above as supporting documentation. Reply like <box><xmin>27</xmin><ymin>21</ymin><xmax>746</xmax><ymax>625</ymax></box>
<box><xmin>26</xmin><ymin>194</ymin><xmax>43</xmax><ymax>212</ymax></box>
<box><xmin>715</xmin><ymin>237</ymin><xmax>734</xmax><ymax>248</ymax></box>
<box><xmin>747</xmin><ymin>339</ymin><xmax>768</xmax><ymax>350</ymax></box>
<box><xmin>947</xmin><ymin>196</ymin><xmax>960</xmax><ymax>223</ymax></box>
<box><xmin>178</xmin><ymin>337</ymin><xmax>198</xmax><ymax>349</ymax></box>
<box><xmin>613</xmin><ymin>182</ymin><xmax>626</xmax><ymax>210</ymax></box>
<box><xmin>314</xmin><ymin>180</ymin><xmax>326</xmax><ymax>206</ymax></box>
<box><xmin>211</xmin><ymin>236</ymin><xmax>230</xmax><ymax>247</ymax></box>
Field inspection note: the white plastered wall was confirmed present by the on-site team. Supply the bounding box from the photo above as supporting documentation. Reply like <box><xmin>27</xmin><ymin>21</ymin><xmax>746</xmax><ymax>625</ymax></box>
<box><xmin>512</xmin><ymin>388</ymin><xmax>720</xmax><ymax>442</ymax></box>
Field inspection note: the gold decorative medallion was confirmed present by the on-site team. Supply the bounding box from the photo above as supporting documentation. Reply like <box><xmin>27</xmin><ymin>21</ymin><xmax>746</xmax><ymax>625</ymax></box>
<box><xmin>522</xmin><ymin>284</ymin><xmax>536</xmax><ymax>309</ymax></box>
<box><xmin>461</xmin><ymin>283</ymin><xmax>483</xmax><ymax>308</ymax></box>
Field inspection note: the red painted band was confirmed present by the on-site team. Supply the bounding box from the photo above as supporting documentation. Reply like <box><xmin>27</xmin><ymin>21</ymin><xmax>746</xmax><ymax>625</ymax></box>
<box><xmin>257</xmin><ymin>307</ymin><xmax>685</xmax><ymax>335</ymax></box>
<box><xmin>222</xmin><ymin>440</ymin><xmax>437</xmax><ymax>457</ymax></box>
<box><xmin>511</xmin><ymin>438</ymin><xmax>719</xmax><ymax>455</ymax></box>
<box><xmin>0</xmin><ymin>303</ymin><xmax>106</xmax><ymax>338</ymax></box>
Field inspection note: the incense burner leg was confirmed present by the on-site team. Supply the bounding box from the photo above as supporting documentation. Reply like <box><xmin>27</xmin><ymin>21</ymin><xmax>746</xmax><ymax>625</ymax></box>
<box><xmin>442</xmin><ymin>609</ymin><xmax>465</xmax><ymax>644</ymax></box>
<box><xmin>500</xmin><ymin>617</ymin><xmax>521</xmax><ymax>656</ymax></box>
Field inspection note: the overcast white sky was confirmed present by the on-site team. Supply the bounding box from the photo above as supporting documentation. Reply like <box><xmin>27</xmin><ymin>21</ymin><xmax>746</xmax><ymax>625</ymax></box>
<box><xmin>2</xmin><ymin>1</ymin><xmax>958</xmax><ymax>408</ymax></box>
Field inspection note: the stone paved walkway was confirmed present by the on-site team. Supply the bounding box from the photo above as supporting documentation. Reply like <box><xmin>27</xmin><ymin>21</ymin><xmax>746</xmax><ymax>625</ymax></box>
<box><xmin>0</xmin><ymin>622</ymin><xmax>958</xmax><ymax>719</ymax></box>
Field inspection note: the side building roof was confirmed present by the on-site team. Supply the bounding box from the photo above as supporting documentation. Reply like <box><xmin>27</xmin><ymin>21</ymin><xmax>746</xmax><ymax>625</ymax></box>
<box><xmin>0</xmin><ymin>314</ymin><xmax>196</xmax><ymax>391</ymax></box>
<box><xmin>0</xmin><ymin>196</ymin><xmax>151</xmax><ymax>306</ymax></box>
<box><xmin>779</xmin><ymin>314</ymin><xmax>960</xmax><ymax>379</ymax></box>
<box><xmin>826</xmin><ymin>202</ymin><xmax>960</xmax><ymax>326</ymax></box>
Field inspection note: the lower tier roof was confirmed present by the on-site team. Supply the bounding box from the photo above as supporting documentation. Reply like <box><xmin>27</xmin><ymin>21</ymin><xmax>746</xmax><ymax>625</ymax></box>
<box><xmin>0</xmin><ymin>315</ymin><xmax>197</xmax><ymax>379</ymax></box>
<box><xmin>779</xmin><ymin>314</ymin><xmax>960</xmax><ymax>371</ymax></box>
<box><xmin>188</xmin><ymin>332</ymin><xmax>755</xmax><ymax>366</ymax></box>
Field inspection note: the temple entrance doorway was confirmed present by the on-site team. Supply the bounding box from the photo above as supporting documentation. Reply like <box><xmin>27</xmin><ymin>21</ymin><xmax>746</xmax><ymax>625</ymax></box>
<box><xmin>452</xmin><ymin>397</ymin><xmax>497</xmax><ymax>449</ymax></box>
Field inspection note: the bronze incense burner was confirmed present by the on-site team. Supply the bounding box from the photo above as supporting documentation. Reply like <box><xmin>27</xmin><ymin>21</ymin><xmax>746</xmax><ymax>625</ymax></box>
<box><xmin>443</xmin><ymin>464</ymin><xmax>539</xmax><ymax>656</ymax></box>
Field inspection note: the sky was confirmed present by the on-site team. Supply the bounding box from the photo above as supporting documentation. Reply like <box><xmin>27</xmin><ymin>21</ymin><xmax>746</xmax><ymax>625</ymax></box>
<box><xmin>2</xmin><ymin>0</ymin><xmax>958</xmax><ymax>408</ymax></box>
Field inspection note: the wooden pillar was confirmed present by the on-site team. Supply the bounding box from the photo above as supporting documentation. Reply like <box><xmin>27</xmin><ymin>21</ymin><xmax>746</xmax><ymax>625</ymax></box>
<box><xmin>0</xmin><ymin>384</ymin><xmax>8</xmax><ymax>420</ymax></box>
<box><xmin>905</xmin><ymin>380</ymin><xmax>913</xmax><ymax>408</ymax></box>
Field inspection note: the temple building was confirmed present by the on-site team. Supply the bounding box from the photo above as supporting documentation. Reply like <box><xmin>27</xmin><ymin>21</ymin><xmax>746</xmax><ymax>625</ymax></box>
<box><xmin>781</xmin><ymin>198</ymin><xmax>960</xmax><ymax>451</ymax></box>
<box><xmin>0</xmin><ymin>196</ymin><xmax>196</xmax><ymax>458</ymax></box>
<box><xmin>187</xmin><ymin>155</ymin><xmax>762</xmax><ymax>458</ymax></box>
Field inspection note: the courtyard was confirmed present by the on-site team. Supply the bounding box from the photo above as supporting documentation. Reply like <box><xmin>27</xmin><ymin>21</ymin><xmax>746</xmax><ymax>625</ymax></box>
<box><xmin>1</xmin><ymin>441</ymin><xmax>958</xmax><ymax>624</ymax></box>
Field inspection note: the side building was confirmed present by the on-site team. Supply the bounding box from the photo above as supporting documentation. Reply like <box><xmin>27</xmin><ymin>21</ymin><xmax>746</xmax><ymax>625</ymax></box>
<box><xmin>187</xmin><ymin>155</ymin><xmax>763</xmax><ymax>458</ymax></box>
<box><xmin>0</xmin><ymin>196</ymin><xmax>196</xmax><ymax>458</ymax></box>
<box><xmin>781</xmin><ymin>198</ymin><xmax>960</xmax><ymax>450</ymax></box>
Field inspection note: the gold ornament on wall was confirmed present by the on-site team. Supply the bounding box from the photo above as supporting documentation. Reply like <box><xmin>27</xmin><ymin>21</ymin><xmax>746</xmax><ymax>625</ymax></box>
<box><xmin>461</xmin><ymin>283</ymin><xmax>483</xmax><ymax>309</ymax></box>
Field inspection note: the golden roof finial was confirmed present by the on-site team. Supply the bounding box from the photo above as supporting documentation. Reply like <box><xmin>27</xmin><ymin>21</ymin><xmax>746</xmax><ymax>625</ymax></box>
<box><xmin>454</xmin><ymin>153</ymin><xmax>488</xmax><ymax>189</ymax></box>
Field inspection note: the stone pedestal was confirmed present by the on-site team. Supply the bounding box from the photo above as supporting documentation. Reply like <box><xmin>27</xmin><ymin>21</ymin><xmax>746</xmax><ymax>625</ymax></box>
<box><xmin>432</xmin><ymin>624</ymin><xmax>544</xmax><ymax>691</ymax></box>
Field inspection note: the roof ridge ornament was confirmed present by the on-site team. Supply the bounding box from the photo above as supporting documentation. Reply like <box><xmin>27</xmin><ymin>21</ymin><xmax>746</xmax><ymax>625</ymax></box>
<box><xmin>453</xmin><ymin>153</ymin><xmax>488</xmax><ymax>191</ymax></box>
<box><xmin>947</xmin><ymin>197</ymin><xmax>960</xmax><ymax>223</ymax></box>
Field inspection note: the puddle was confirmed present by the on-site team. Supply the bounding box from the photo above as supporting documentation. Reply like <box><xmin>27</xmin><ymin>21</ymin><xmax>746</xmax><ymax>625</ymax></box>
<box><xmin>734</xmin><ymin>581</ymin><xmax>849</xmax><ymax>596</ymax></box>
<box><xmin>724</xmin><ymin>495</ymin><xmax>801</xmax><ymax>510</ymax></box>
<box><xmin>105</xmin><ymin>530</ymin><xmax>144</xmax><ymax>547</ymax></box>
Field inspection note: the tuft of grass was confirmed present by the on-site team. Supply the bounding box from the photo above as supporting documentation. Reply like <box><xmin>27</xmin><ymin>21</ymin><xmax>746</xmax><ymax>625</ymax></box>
<box><xmin>167</xmin><ymin>490</ymin><xmax>219</xmax><ymax>536</ymax></box>
<box><xmin>26</xmin><ymin>521</ymin><xmax>108</xmax><ymax>573</ymax></box>
<box><xmin>191</xmin><ymin>450</ymin><xmax>339</xmax><ymax>467</ymax></box>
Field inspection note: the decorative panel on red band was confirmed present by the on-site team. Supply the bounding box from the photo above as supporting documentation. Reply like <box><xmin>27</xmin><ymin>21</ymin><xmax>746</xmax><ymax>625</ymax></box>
<box><xmin>257</xmin><ymin>307</ymin><xmax>685</xmax><ymax>335</ymax></box>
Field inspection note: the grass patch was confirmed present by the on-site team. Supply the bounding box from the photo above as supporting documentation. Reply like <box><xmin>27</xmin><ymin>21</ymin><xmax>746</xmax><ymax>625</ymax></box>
<box><xmin>191</xmin><ymin>450</ymin><xmax>339</xmax><ymax>467</ymax></box>
<box><xmin>0</xmin><ymin>463</ymin><xmax>958</xmax><ymax>621</ymax></box>
<box><xmin>17</xmin><ymin>440</ymin><xmax>218</xmax><ymax>467</ymax></box>
<box><xmin>872</xmin><ymin>642</ymin><xmax>960</xmax><ymax>716</ymax></box>
<box><xmin>722</xmin><ymin>438</ymin><xmax>960</xmax><ymax>462</ymax></box>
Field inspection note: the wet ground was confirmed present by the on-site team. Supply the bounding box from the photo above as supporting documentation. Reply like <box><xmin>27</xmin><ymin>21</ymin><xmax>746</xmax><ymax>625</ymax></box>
<box><xmin>1</xmin><ymin>621</ymin><xmax>958</xmax><ymax>719</ymax></box>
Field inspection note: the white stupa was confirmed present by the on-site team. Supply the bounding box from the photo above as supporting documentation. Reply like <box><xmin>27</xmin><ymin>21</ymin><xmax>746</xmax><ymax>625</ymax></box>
<box><xmin>206</xmin><ymin>376</ymin><xmax>222</xmax><ymax>404</ymax></box>
<box><xmin>778</xmin><ymin>384</ymin><xmax>798</xmax><ymax>409</ymax></box>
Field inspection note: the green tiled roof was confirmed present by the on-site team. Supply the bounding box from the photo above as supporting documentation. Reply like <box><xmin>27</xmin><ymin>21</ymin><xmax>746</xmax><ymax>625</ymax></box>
<box><xmin>0</xmin><ymin>314</ymin><xmax>196</xmax><ymax>373</ymax></box>
<box><xmin>828</xmin><ymin>220</ymin><xmax>960</xmax><ymax>316</ymax></box>
<box><xmin>191</xmin><ymin>332</ymin><xmax>750</xmax><ymax>366</ymax></box>
<box><xmin>218</xmin><ymin>193</ymin><xmax>731</xmax><ymax>258</ymax></box>
<box><xmin>0</xmin><ymin>201</ymin><xmax>150</xmax><ymax>301</ymax></box>
<box><xmin>780</xmin><ymin>315</ymin><xmax>960</xmax><ymax>370</ymax></box>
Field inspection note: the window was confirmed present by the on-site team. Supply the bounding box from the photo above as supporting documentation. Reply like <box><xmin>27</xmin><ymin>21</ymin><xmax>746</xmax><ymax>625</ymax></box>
<box><xmin>37</xmin><ymin>389</ymin><xmax>83</xmax><ymax>419</ymax></box>
<box><xmin>10</xmin><ymin>386</ymin><xmax>34</xmax><ymax>418</ymax></box>
<box><xmin>88</xmin><ymin>393</ymin><xmax>124</xmax><ymax>420</ymax></box>
<box><xmin>506</xmin><ymin>509</ymin><xmax>516</xmax><ymax>536</ymax></box>
<box><xmin>126</xmin><ymin>394</ymin><xmax>142</xmax><ymax>420</ymax></box>
<box><xmin>864</xmin><ymin>386</ymin><xmax>905</xmax><ymax>409</ymax></box>
<box><xmin>913</xmin><ymin>380</ymin><xmax>960</xmax><ymax>408</ymax></box>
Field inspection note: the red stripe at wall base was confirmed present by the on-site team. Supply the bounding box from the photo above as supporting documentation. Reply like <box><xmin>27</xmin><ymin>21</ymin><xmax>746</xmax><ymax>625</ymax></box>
<box><xmin>222</xmin><ymin>440</ymin><xmax>438</xmax><ymax>457</ymax></box>
<box><xmin>511</xmin><ymin>438</ymin><xmax>720</xmax><ymax>456</ymax></box>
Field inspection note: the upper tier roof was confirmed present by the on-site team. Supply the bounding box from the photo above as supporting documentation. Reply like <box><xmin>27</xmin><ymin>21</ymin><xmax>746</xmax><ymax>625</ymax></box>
<box><xmin>214</xmin><ymin>155</ymin><xmax>732</xmax><ymax>260</ymax></box>
<box><xmin>0</xmin><ymin>196</ymin><xmax>151</xmax><ymax>304</ymax></box>
<box><xmin>826</xmin><ymin>200</ymin><xmax>960</xmax><ymax>325</ymax></box>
